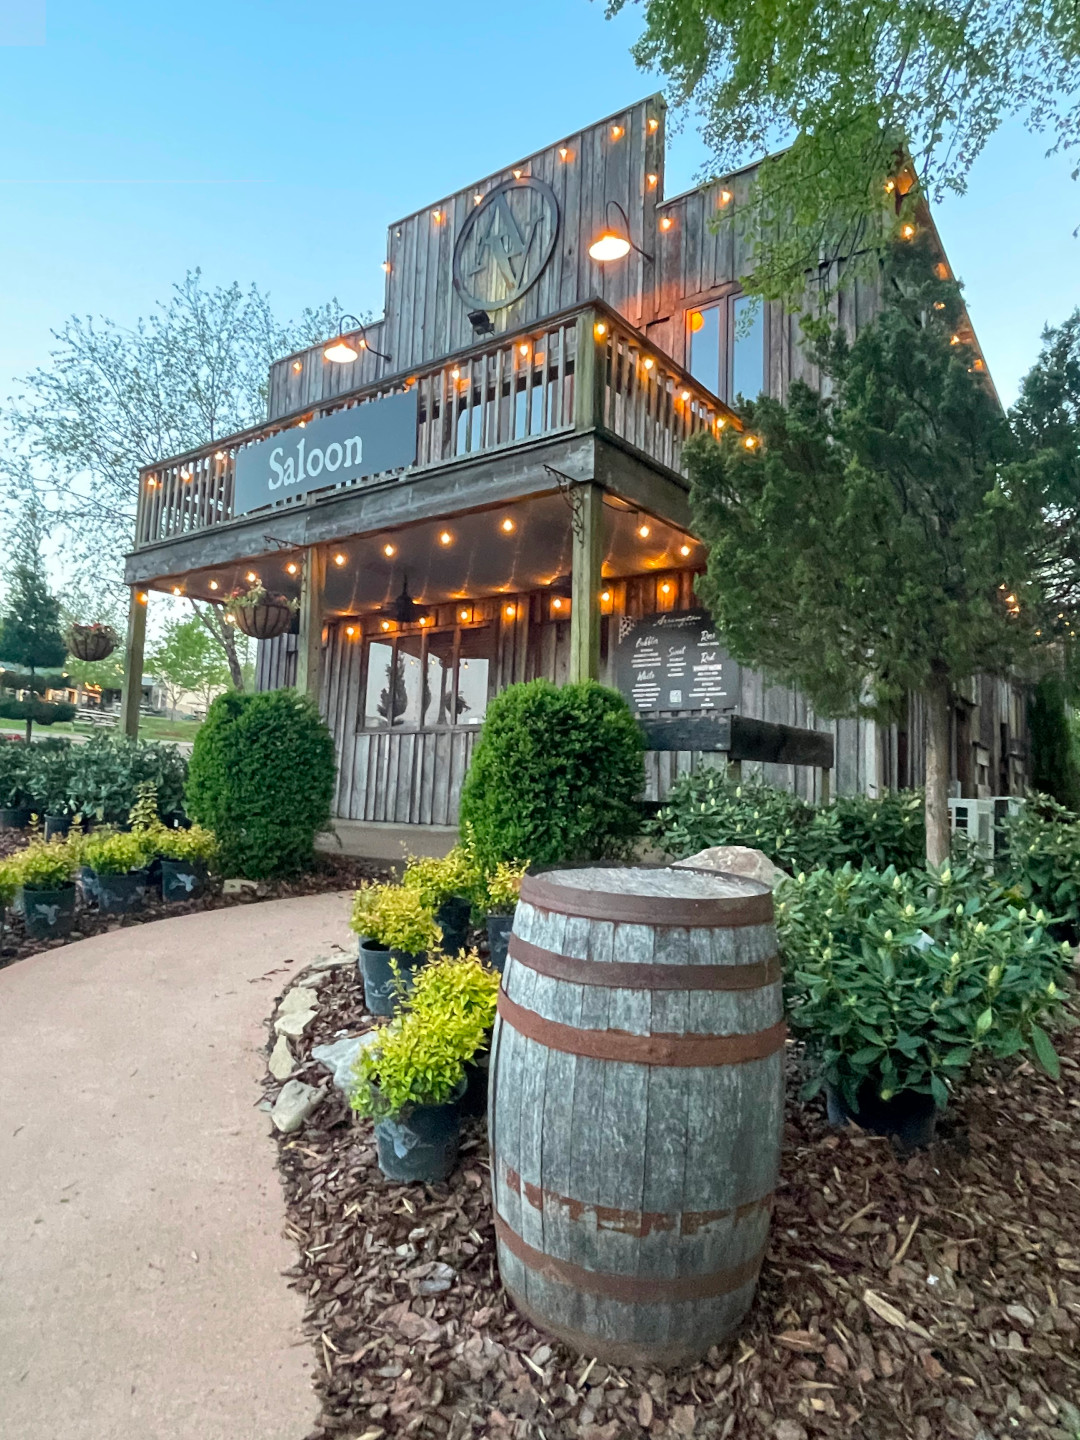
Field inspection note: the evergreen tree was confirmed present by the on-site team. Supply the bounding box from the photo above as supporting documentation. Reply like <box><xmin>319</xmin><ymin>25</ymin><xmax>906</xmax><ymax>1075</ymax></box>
<box><xmin>0</xmin><ymin>502</ymin><xmax>67</xmax><ymax>742</ymax></box>
<box><xmin>685</xmin><ymin>241</ymin><xmax>1044</xmax><ymax>864</ymax></box>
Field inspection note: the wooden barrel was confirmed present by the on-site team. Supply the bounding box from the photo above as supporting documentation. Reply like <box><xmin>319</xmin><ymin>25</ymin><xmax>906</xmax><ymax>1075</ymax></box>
<box><xmin>489</xmin><ymin>865</ymin><xmax>784</xmax><ymax>1366</ymax></box>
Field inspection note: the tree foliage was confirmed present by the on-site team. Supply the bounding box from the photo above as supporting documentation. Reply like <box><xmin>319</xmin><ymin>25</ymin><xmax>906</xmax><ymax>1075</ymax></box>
<box><xmin>149</xmin><ymin>614</ymin><xmax>232</xmax><ymax>714</ymax></box>
<box><xmin>685</xmin><ymin>241</ymin><xmax>1044</xmax><ymax>862</ymax></box>
<box><xmin>608</xmin><ymin>0</ymin><xmax>1080</xmax><ymax>299</ymax></box>
<box><xmin>0</xmin><ymin>501</ymin><xmax>68</xmax><ymax>739</ymax></box>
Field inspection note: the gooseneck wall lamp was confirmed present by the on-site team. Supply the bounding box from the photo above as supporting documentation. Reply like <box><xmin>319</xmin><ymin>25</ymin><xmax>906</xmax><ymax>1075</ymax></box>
<box><xmin>588</xmin><ymin>201</ymin><xmax>654</xmax><ymax>264</ymax></box>
<box><xmin>323</xmin><ymin>314</ymin><xmax>392</xmax><ymax>365</ymax></box>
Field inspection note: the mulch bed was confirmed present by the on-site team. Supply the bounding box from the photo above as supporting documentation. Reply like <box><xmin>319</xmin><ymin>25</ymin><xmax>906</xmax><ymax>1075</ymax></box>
<box><xmin>0</xmin><ymin>827</ymin><xmax>388</xmax><ymax>969</ymax></box>
<box><xmin>271</xmin><ymin>961</ymin><xmax>1080</xmax><ymax>1440</ymax></box>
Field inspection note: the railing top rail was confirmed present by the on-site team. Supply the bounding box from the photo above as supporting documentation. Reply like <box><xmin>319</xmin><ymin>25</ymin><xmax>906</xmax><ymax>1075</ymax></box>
<box><xmin>138</xmin><ymin>297</ymin><xmax>738</xmax><ymax>480</ymax></box>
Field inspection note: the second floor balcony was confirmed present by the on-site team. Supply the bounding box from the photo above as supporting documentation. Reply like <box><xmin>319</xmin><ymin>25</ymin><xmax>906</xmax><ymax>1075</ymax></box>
<box><xmin>128</xmin><ymin>299</ymin><xmax>739</xmax><ymax>585</ymax></box>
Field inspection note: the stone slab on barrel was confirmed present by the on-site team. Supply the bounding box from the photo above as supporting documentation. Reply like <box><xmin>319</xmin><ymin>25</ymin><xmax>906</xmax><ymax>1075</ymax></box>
<box><xmin>488</xmin><ymin>864</ymin><xmax>785</xmax><ymax>1366</ymax></box>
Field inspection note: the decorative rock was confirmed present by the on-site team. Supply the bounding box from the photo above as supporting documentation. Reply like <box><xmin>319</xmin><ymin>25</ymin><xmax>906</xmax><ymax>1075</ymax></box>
<box><xmin>222</xmin><ymin>877</ymin><xmax>259</xmax><ymax>895</ymax></box>
<box><xmin>271</xmin><ymin>1080</ymin><xmax>324</xmax><ymax>1134</ymax></box>
<box><xmin>268</xmin><ymin>1034</ymin><xmax>295</xmax><ymax>1081</ymax></box>
<box><xmin>673</xmin><ymin>845</ymin><xmax>789</xmax><ymax>889</ymax></box>
<box><xmin>311</xmin><ymin>1032</ymin><xmax>379</xmax><ymax>1093</ymax></box>
<box><xmin>278</xmin><ymin>986</ymin><xmax>319</xmax><ymax>1016</ymax></box>
<box><xmin>274</xmin><ymin>1008</ymin><xmax>317</xmax><ymax>1037</ymax></box>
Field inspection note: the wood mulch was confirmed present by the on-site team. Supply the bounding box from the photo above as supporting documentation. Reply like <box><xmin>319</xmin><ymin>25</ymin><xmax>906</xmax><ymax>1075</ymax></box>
<box><xmin>271</xmin><ymin>961</ymin><xmax>1080</xmax><ymax>1440</ymax></box>
<box><xmin>0</xmin><ymin>828</ymin><xmax>388</xmax><ymax>969</ymax></box>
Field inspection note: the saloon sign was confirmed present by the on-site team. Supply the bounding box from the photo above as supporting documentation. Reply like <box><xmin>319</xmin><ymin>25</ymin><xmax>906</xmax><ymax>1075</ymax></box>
<box><xmin>232</xmin><ymin>390</ymin><xmax>418</xmax><ymax>517</ymax></box>
<box><xmin>453</xmin><ymin>176</ymin><xmax>560</xmax><ymax>312</ymax></box>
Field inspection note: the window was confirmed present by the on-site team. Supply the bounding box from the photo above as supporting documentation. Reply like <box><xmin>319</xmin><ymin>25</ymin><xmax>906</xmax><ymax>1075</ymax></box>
<box><xmin>687</xmin><ymin>293</ymin><xmax>766</xmax><ymax>404</ymax></box>
<box><xmin>362</xmin><ymin>623</ymin><xmax>493</xmax><ymax>728</ymax></box>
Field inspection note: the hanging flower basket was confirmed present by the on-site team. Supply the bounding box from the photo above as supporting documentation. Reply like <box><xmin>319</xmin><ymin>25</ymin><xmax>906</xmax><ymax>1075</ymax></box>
<box><xmin>67</xmin><ymin>623</ymin><xmax>118</xmax><ymax>663</ymax></box>
<box><xmin>232</xmin><ymin>602</ymin><xmax>294</xmax><ymax>640</ymax></box>
<box><xmin>226</xmin><ymin>584</ymin><xmax>299</xmax><ymax>640</ymax></box>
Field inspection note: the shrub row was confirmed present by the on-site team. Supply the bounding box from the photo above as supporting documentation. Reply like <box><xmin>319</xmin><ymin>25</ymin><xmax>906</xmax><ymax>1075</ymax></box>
<box><xmin>0</xmin><ymin>734</ymin><xmax>188</xmax><ymax>821</ymax></box>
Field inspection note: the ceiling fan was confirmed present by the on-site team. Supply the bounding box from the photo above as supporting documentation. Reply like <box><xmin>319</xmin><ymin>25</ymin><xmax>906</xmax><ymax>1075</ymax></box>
<box><xmin>376</xmin><ymin>577</ymin><xmax>432</xmax><ymax>626</ymax></box>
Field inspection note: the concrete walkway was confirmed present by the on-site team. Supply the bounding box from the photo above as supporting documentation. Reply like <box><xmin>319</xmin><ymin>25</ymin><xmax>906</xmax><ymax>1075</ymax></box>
<box><xmin>0</xmin><ymin>893</ymin><xmax>356</xmax><ymax>1440</ymax></box>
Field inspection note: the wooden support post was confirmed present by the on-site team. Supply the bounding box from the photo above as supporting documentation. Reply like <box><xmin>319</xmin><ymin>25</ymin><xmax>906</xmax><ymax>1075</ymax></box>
<box><xmin>574</xmin><ymin>309</ymin><xmax>607</xmax><ymax>432</ymax></box>
<box><xmin>119</xmin><ymin>586</ymin><xmax>148</xmax><ymax>739</ymax></box>
<box><xmin>819</xmin><ymin>768</ymin><xmax>831</xmax><ymax>805</ymax></box>
<box><xmin>569</xmin><ymin>483</ymin><xmax>603</xmax><ymax>683</ymax></box>
<box><xmin>726</xmin><ymin>758</ymin><xmax>743</xmax><ymax>784</ymax></box>
<box><xmin>297</xmin><ymin>545</ymin><xmax>326</xmax><ymax>699</ymax></box>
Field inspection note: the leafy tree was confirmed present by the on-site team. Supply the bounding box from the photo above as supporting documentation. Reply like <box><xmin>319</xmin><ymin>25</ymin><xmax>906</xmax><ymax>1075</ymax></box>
<box><xmin>149</xmin><ymin>614</ymin><xmax>231</xmax><ymax>715</ymax></box>
<box><xmin>0</xmin><ymin>501</ymin><xmax>68</xmax><ymax>741</ymax></box>
<box><xmin>1027</xmin><ymin>674</ymin><xmax>1080</xmax><ymax>811</ymax></box>
<box><xmin>684</xmin><ymin>241</ymin><xmax>1043</xmax><ymax>864</ymax></box>
<box><xmin>3</xmin><ymin>270</ymin><xmax>341</xmax><ymax>678</ymax></box>
<box><xmin>608</xmin><ymin>0</ymin><xmax>1080</xmax><ymax>300</ymax></box>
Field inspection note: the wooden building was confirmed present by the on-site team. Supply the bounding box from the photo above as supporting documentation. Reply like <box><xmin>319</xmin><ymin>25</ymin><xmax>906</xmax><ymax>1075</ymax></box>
<box><xmin>122</xmin><ymin>96</ymin><xmax>1026</xmax><ymax>856</ymax></box>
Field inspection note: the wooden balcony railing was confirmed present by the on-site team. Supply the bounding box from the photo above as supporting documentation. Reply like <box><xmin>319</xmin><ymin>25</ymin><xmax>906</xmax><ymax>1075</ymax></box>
<box><xmin>133</xmin><ymin>302</ymin><xmax>736</xmax><ymax>551</ymax></box>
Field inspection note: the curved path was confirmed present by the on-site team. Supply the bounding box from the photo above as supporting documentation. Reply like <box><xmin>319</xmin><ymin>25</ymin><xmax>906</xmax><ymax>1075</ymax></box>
<box><xmin>0</xmin><ymin>893</ymin><xmax>355</xmax><ymax>1440</ymax></box>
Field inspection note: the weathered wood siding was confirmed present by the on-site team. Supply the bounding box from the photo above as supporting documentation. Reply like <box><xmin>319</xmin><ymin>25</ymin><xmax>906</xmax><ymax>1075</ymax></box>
<box><xmin>256</xmin><ymin>564</ymin><xmax>878</xmax><ymax>825</ymax></box>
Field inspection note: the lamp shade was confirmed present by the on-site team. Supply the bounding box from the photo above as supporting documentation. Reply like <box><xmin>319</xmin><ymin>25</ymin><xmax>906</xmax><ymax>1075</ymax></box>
<box><xmin>324</xmin><ymin>336</ymin><xmax>360</xmax><ymax>364</ymax></box>
<box><xmin>589</xmin><ymin>231</ymin><xmax>632</xmax><ymax>263</ymax></box>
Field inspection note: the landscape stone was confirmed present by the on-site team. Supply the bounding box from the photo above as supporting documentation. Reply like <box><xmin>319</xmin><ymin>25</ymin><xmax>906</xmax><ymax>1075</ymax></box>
<box><xmin>270</xmin><ymin>1080</ymin><xmax>324</xmax><ymax>1134</ymax></box>
<box><xmin>673</xmin><ymin>845</ymin><xmax>789</xmax><ymax>889</ymax></box>
<box><xmin>222</xmin><ymin>878</ymin><xmax>259</xmax><ymax>895</ymax></box>
<box><xmin>268</xmin><ymin>1034</ymin><xmax>295</xmax><ymax>1081</ymax></box>
<box><xmin>274</xmin><ymin>1008</ymin><xmax>317</xmax><ymax>1037</ymax></box>
<box><xmin>311</xmin><ymin>1032</ymin><xmax>379</xmax><ymax>1093</ymax></box>
<box><xmin>278</xmin><ymin>986</ymin><xmax>319</xmax><ymax>1016</ymax></box>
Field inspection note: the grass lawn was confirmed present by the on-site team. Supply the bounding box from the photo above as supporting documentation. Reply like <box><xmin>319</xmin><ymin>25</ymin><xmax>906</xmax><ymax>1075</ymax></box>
<box><xmin>0</xmin><ymin>715</ymin><xmax>203</xmax><ymax>744</ymax></box>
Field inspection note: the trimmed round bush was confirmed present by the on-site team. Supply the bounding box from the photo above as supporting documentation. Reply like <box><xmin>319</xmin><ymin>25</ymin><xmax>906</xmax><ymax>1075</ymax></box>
<box><xmin>186</xmin><ymin>688</ymin><xmax>336</xmax><ymax>878</ymax></box>
<box><xmin>459</xmin><ymin>679</ymin><xmax>644</xmax><ymax>867</ymax></box>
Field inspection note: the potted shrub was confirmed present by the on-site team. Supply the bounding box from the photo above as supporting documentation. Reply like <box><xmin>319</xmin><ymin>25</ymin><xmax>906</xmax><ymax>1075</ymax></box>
<box><xmin>83</xmin><ymin>830</ymin><xmax>152</xmax><ymax>914</ymax></box>
<box><xmin>27</xmin><ymin>742</ymin><xmax>77</xmax><ymax>839</ymax></box>
<box><xmin>350</xmin><ymin>954</ymin><xmax>498</xmax><ymax>1181</ymax></box>
<box><xmin>350</xmin><ymin>883</ymin><xmax>442</xmax><ymax>1017</ymax></box>
<box><xmin>401</xmin><ymin>843</ymin><xmax>483</xmax><ymax>955</ymax></box>
<box><xmin>13</xmin><ymin>838</ymin><xmax>79</xmax><ymax>939</ymax></box>
<box><xmin>154</xmin><ymin>824</ymin><xmax>218</xmax><ymax>901</ymax></box>
<box><xmin>0</xmin><ymin>738</ymin><xmax>32</xmax><ymax>829</ymax></box>
<box><xmin>406</xmin><ymin>950</ymin><xmax>500</xmax><ymax>1118</ymax></box>
<box><xmin>226</xmin><ymin>582</ymin><xmax>298</xmax><ymax>640</ymax></box>
<box><xmin>67</xmin><ymin>621</ymin><xmax>118</xmax><ymax>663</ymax></box>
<box><xmin>778</xmin><ymin>861</ymin><xmax>1072</xmax><ymax>1149</ymax></box>
<box><xmin>482</xmin><ymin>860</ymin><xmax>528</xmax><ymax>973</ymax></box>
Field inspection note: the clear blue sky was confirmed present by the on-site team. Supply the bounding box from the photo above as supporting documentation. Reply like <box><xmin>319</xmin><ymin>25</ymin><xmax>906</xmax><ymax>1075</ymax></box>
<box><xmin>1</xmin><ymin>0</ymin><xmax>1078</xmax><ymax>413</ymax></box>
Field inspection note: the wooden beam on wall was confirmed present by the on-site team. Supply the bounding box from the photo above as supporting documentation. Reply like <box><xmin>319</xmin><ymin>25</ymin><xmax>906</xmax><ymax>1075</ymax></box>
<box><xmin>119</xmin><ymin>586</ymin><xmax>148</xmax><ymax>739</ymax></box>
<box><xmin>297</xmin><ymin>546</ymin><xmax>326</xmax><ymax>699</ymax></box>
<box><xmin>569</xmin><ymin>483</ymin><xmax>603</xmax><ymax>683</ymax></box>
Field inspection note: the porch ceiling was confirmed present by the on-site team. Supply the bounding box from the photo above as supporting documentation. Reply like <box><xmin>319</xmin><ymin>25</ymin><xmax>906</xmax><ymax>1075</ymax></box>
<box><xmin>148</xmin><ymin>493</ymin><xmax>700</xmax><ymax>616</ymax></box>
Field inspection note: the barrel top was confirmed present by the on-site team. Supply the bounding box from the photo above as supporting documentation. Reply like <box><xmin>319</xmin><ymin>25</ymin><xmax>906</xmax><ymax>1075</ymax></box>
<box><xmin>520</xmin><ymin>865</ymin><xmax>774</xmax><ymax>927</ymax></box>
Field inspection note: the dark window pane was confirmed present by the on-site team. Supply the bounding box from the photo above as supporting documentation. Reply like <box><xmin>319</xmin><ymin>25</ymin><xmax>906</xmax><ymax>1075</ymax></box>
<box><xmin>688</xmin><ymin>305</ymin><xmax>720</xmax><ymax>396</ymax></box>
<box><xmin>732</xmin><ymin>294</ymin><xmax>765</xmax><ymax>401</ymax></box>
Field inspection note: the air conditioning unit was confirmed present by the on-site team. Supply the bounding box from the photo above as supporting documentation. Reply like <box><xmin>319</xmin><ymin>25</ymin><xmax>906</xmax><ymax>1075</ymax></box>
<box><xmin>948</xmin><ymin>797</ymin><xmax>994</xmax><ymax>857</ymax></box>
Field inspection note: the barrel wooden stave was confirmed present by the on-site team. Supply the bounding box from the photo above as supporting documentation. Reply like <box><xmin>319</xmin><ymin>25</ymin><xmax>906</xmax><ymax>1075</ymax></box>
<box><xmin>491</xmin><ymin>874</ymin><xmax>784</xmax><ymax>1363</ymax></box>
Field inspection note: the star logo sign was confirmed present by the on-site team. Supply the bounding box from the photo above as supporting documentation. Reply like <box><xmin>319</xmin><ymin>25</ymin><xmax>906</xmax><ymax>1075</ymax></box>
<box><xmin>453</xmin><ymin>176</ymin><xmax>560</xmax><ymax>312</ymax></box>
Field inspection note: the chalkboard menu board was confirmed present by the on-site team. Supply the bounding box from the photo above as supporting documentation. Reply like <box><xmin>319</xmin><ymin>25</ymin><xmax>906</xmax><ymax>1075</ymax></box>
<box><xmin>613</xmin><ymin>609</ymin><xmax>739</xmax><ymax>714</ymax></box>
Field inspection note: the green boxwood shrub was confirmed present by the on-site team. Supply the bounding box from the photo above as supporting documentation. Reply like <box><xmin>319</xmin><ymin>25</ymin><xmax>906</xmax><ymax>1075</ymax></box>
<box><xmin>0</xmin><ymin>695</ymin><xmax>75</xmax><ymax>725</ymax></box>
<box><xmin>647</xmin><ymin>771</ymin><xmax>925</xmax><ymax>873</ymax></box>
<box><xmin>458</xmin><ymin>679</ymin><xmax>645</xmax><ymax>867</ymax></box>
<box><xmin>186</xmin><ymin>688</ymin><xmax>336</xmax><ymax>878</ymax></box>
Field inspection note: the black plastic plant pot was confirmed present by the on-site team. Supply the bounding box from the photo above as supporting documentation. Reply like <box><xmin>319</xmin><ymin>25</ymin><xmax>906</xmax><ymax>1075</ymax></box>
<box><xmin>460</xmin><ymin>1050</ymin><xmax>490</xmax><ymax>1118</ymax></box>
<box><xmin>0</xmin><ymin>807</ymin><xmax>32</xmax><ymax>831</ymax></box>
<box><xmin>360</xmin><ymin>941</ymin><xmax>428</xmax><ymax>1016</ymax></box>
<box><xmin>436</xmin><ymin>895</ymin><xmax>472</xmax><ymax>955</ymax></box>
<box><xmin>161</xmin><ymin>859</ymin><xmax>207</xmax><ymax>902</ymax></box>
<box><xmin>21</xmin><ymin>885</ymin><xmax>77</xmax><ymax>940</ymax></box>
<box><xmin>486</xmin><ymin>914</ymin><xmax>514</xmax><ymax>973</ymax></box>
<box><xmin>92</xmin><ymin>871</ymin><xmax>144</xmax><ymax>915</ymax></box>
<box><xmin>43</xmin><ymin>813</ymin><xmax>71</xmax><ymax>841</ymax></box>
<box><xmin>77</xmin><ymin>865</ymin><xmax>99</xmax><ymax>905</ymax></box>
<box><xmin>826</xmin><ymin>1080</ymin><xmax>938</xmax><ymax>1151</ymax></box>
<box><xmin>374</xmin><ymin>1087</ymin><xmax>465</xmax><ymax>1183</ymax></box>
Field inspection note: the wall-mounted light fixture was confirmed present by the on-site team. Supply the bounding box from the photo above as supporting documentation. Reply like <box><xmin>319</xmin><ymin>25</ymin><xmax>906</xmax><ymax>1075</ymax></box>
<box><xmin>589</xmin><ymin>200</ymin><xmax>654</xmax><ymax>264</ymax></box>
<box><xmin>468</xmin><ymin>309</ymin><xmax>495</xmax><ymax>337</ymax></box>
<box><xmin>324</xmin><ymin>314</ymin><xmax>391</xmax><ymax>365</ymax></box>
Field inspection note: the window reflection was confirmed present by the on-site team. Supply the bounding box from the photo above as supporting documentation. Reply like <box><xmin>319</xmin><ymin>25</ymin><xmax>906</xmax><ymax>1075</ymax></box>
<box><xmin>686</xmin><ymin>294</ymin><xmax>765</xmax><ymax>404</ymax></box>
<box><xmin>688</xmin><ymin>304</ymin><xmax>720</xmax><ymax>397</ymax></box>
<box><xmin>363</xmin><ymin>624</ymin><xmax>493</xmax><ymax>728</ymax></box>
<box><xmin>732</xmin><ymin>294</ymin><xmax>765</xmax><ymax>402</ymax></box>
